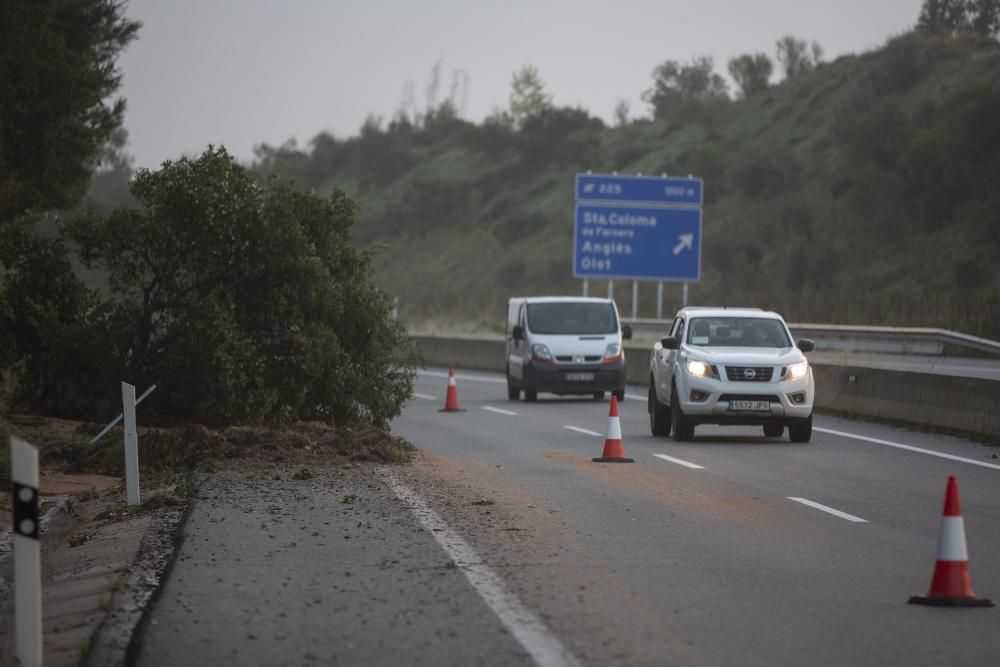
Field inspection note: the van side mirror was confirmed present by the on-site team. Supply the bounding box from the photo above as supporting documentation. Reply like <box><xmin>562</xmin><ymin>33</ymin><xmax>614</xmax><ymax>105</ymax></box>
<box><xmin>797</xmin><ymin>338</ymin><xmax>815</xmax><ymax>352</ymax></box>
<box><xmin>512</xmin><ymin>325</ymin><xmax>524</xmax><ymax>342</ymax></box>
<box><xmin>661</xmin><ymin>336</ymin><xmax>679</xmax><ymax>350</ymax></box>
<box><xmin>621</xmin><ymin>325</ymin><xmax>633</xmax><ymax>340</ymax></box>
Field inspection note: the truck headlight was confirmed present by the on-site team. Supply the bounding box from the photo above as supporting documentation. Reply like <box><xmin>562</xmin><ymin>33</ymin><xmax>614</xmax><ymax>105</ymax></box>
<box><xmin>787</xmin><ymin>361</ymin><xmax>808</xmax><ymax>380</ymax></box>
<box><xmin>686</xmin><ymin>359</ymin><xmax>709</xmax><ymax>377</ymax></box>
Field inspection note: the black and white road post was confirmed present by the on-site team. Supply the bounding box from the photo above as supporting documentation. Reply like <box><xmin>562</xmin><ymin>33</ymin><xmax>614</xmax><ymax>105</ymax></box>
<box><xmin>11</xmin><ymin>435</ymin><xmax>42</xmax><ymax>666</ymax></box>
<box><xmin>122</xmin><ymin>381</ymin><xmax>140</xmax><ymax>506</ymax></box>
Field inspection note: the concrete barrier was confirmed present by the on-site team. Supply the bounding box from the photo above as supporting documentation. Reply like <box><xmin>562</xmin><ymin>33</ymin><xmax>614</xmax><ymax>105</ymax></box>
<box><xmin>412</xmin><ymin>334</ymin><xmax>1000</xmax><ymax>437</ymax></box>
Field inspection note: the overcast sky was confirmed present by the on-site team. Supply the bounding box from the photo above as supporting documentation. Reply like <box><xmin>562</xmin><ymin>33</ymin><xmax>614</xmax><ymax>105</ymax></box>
<box><xmin>118</xmin><ymin>0</ymin><xmax>924</xmax><ymax>169</ymax></box>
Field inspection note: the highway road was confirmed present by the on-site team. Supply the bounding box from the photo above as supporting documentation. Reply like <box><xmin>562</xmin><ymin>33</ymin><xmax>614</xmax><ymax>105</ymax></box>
<box><xmin>133</xmin><ymin>366</ymin><xmax>1000</xmax><ymax>666</ymax></box>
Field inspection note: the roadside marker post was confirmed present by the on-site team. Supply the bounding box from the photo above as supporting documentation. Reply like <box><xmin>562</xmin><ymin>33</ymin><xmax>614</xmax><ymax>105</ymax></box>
<box><xmin>11</xmin><ymin>435</ymin><xmax>43</xmax><ymax>666</ymax></box>
<box><xmin>122</xmin><ymin>382</ymin><xmax>141</xmax><ymax>505</ymax></box>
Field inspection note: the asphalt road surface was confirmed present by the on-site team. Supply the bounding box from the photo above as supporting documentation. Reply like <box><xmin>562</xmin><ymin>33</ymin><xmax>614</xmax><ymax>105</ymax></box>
<box><xmin>133</xmin><ymin>367</ymin><xmax>1000</xmax><ymax>666</ymax></box>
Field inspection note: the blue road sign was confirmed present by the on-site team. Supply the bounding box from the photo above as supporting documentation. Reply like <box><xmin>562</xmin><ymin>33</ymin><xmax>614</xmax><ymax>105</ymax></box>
<box><xmin>573</xmin><ymin>204</ymin><xmax>701</xmax><ymax>281</ymax></box>
<box><xmin>575</xmin><ymin>173</ymin><xmax>703</xmax><ymax>207</ymax></box>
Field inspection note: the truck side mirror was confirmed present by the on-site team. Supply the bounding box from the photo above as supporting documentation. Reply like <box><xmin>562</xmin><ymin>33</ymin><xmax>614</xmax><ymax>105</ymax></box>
<box><xmin>661</xmin><ymin>336</ymin><xmax>679</xmax><ymax>350</ymax></box>
<box><xmin>621</xmin><ymin>325</ymin><xmax>633</xmax><ymax>340</ymax></box>
<box><xmin>512</xmin><ymin>325</ymin><xmax>524</xmax><ymax>342</ymax></box>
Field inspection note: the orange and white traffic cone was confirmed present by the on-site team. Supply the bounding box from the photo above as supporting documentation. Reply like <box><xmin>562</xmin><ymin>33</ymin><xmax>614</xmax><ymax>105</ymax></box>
<box><xmin>909</xmin><ymin>476</ymin><xmax>993</xmax><ymax>607</ymax></box>
<box><xmin>438</xmin><ymin>368</ymin><xmax>466</xmax><ymax>413</ymax></box>
<box><xmin>592</xmin><ymin>395</ymin><xmax>634</xmax><ymax>463</ymax></box>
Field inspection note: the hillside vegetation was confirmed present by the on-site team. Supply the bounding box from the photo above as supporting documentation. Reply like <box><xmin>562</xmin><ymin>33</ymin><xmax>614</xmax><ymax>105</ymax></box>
<box><xmin>203</xmin><ymin>34</ymin><xmax>1000</xmax><ymax>338</ymax></box>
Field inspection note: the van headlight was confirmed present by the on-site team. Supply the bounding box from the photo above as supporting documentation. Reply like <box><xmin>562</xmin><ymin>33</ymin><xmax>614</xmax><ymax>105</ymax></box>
<box><xmin>602</xmin><ymin>343</ymin><xmax>623</xmax><ymax>364</ymax></box>
<box><xmin>686</xmin><ymin>359</ymin><xmax>709</xmax><ymax>377</ymax></box>
<box><xmin>531</xmin><ymin>344</ymin><xmax>553</xmax><ymax>361</ymax></box>
<box><xmin>787</xmin><ymin>361</ymin><xmax>808</xmax><ymax>380</ymax></box>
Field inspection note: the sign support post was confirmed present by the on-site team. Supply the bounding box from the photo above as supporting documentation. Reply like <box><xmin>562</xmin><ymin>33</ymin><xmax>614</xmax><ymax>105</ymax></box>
<box><xmin>607</xmin><ymin>280</ymin><xmax>613</xmax><ymax>300</ymax></box>
<box><xmin>656</xmin><ymin>282</ymin><xmax>663</xmax><ymax>320</ymax></box>
<box><xmin>11</xmin><ymin>435</ymin><xmax>42</xmax><ymax>667</ymax></box>
<box><xmin>683</xmin><ymin>283</ymin><xmax>689</xmax><ymax>308</ymax></box>
<box><xmin>631</xmin><ymin>281</ymin><xmax>638</xmax><ymax>319</ymax></box>
<box><xmin>122</xmin><ymin>382</ymin><xmax>141</xmax><ymax>506</ymax></box>
<box><xmin>582</xmin><ymin>278</ymin><xmax>588</xmax><ymax>297</ymax></box>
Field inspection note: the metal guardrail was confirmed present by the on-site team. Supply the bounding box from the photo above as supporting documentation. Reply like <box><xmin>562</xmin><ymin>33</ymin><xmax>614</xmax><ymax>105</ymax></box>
<box><xmin>621</xmin><ymin>319</ymin><xmax>1000</xmax><ymax>357</ymax></box>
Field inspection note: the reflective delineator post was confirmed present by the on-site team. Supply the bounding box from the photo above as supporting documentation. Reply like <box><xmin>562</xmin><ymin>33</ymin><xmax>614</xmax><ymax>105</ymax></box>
<box><xmin>122</xmin><ymin>381</ymin><xmax>141</xmax><ymax>506</ymax></box>
<box><xmin>11</xmin><ymin>435</ymin><xmax>42</xmax><ymax>666</ymax></box>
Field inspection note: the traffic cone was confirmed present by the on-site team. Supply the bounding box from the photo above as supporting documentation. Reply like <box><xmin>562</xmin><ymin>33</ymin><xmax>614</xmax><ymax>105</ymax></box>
<box><xmin>909</xmin><ymin>476</ymin><xmax>993</xmax><ymax>607</ymax></box>
<box><xmin>438</xmin><ymin>368</ymin><xmax>466</xmax><ymax>413</ymax></box>
<box><xmin>592</xmin><ymin>395</ymin><xmax>634</xmax><ymax>463</ymax></box>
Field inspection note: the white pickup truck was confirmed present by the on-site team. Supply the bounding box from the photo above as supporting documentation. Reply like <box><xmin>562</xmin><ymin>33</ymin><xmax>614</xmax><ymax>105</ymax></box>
<box><xmin>648</xmin><ymin>307</ymin><xmax>815</xmax><ymax>442</ymax></box>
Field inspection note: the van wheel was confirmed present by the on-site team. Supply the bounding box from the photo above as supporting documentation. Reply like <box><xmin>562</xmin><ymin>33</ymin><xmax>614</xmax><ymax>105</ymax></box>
<box><xmin>763</xmin><ymin>424</ymin><xmax>783</xmax><ymax>438</ymax></box>
<box><xmin>789</xmin><ymin>415</ymin><xmax>812</xmax><ymax>443</ymax></box>
<box><xmin>613</xmin><ymin>389</ymin><xmax>625</xmax><ymax>402</ymax></box>
<box><xmin>649</xmin><ymin>382</ymin><xmax>671</xmax><ymax>437</ymax></box>
<box><xmin>671</xmin><ymin>386</ymin><xmax>695</xmax><ymax>442</ymax></box>
<box><xmin>593</xmin><ymin>391</ymin><xmax>604</xmax><ymax>400</ymax></box>
<box><xmin>524</xmin><ymin>387</ymin><xmax>538</xmax><ymax>402</ymax></box>
<box><xmin>506</xmin><ymin>371</ymin><xmax>520</xmax><ymax>401</ymax></box>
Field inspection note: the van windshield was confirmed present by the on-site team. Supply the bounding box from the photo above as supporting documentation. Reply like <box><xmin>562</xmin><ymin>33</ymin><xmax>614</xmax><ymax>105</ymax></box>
<box><xmin>686</xmin><ymin>317</ymin><xmax>791</xmax><ymax>348</ymax></box>
<box><xmin>526</xmin><ymin>302</ymin><xmax>618</xmax><ymax>335</ymax></box>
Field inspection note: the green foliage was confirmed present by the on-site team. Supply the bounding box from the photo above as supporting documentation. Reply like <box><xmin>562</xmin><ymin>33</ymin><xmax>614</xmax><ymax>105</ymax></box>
<box><xmin>509</xmin><ymin>65</ymin><xmax>554</xmax><ymax>128</ymax></box>
<box><xmin>642</xmin><ymin>56</ymin><xmax>730</xmax><ymax>121</ymax></box>
<box><xmin>66</xmin><ymin>147</ymin><xmax>416</xmax><ymax>426</ymax></box>
<box><xmin>728</xmin><ymin>53</ymin><xmax>774</xmax><ymax>98</ymax></box>
<box><xmin>775</xmin><ymin>36</ymin><xmax>824</xmax><ymax>81</ymax></box>
<box><xmin>0</xmin><ymin>0</ymin><xmax>140</xmax><ymax>223</ymax></box>
<box><xmin>918</xmin><ymin>0</ymin><xmax>1000</xmax><ymax>36</ymax></box>
<box><xmin>0</xmin><ymin>218</ymin><xmax>116</xmax><ymax>416</ymax></box>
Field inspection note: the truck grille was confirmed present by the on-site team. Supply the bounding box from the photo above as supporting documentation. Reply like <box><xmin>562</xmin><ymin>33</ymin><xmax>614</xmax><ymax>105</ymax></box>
<box><xmin>724</xmin><ymin>366</ymin><xmax>774</xmax><ymax>382</ymax></box>
<box><xmin>555</xmin><ymin>355</ymin><xmax>602</xmax><ymax>363</ymax></box>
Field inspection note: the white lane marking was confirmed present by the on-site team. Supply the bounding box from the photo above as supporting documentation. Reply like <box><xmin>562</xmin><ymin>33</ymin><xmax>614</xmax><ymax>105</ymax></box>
<box><xmin>625</xmin><ymin>393</ymin><xmax>645</xmax><ymax>401</ymax></box>
<box><xmin>814</xmin><ymin>427</ymin><xmax>1000</xmax><ymax>471</ymax></box>
<box><xmin>564</xmin><ymin>425</ymin><xmax>603</xmax><ymax>437</ymax></box>
<box><xmin>788</xmin><ymin>497</ymin><xmax>868</xmax><ymax>523</ymax></box>
<box><xmin>384</xmin><ymin>471</ymin><xmax>581</xmax><ymax>667</ymax></box>
<box><xmin>418</xmin><ymin>369</ymin><xmax>506</xmax><ymax>384</ymax></box>
<box><xmin>652</xmin><ymin>454</ymin><xmax>704</xmax><ymax>470</ymax></box>
<box><xmin>413</xmin><ymin>393</ymin><xmax>436</xmax><ymax>400</ymax></box>
<box><xmin>482</xmin><ymin>406</ymin><xmax>518</xmax><ymax>416</ymax></box>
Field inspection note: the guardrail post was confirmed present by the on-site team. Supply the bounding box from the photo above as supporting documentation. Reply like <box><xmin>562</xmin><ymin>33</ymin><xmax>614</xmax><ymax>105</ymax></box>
<box><xmin>122</xmin><ymin>381</ymin><xmax>141</xmax><ymax>505</ymax></box>
<box><xmin>11</xmin><ymin>435</ymin><xmax>42</xmax><ymax>667</ymax></box>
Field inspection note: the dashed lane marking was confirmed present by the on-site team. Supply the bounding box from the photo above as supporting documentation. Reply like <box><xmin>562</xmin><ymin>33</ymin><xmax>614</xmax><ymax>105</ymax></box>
<box><xmin>788</xmin><ymin>497</ymin><xmax>868</xmax><ymax>523</ymax></box>
<box><xmin>413</xmin><ymin>393</ymin><xmax>436</xmax><ymax>400</ymax></box>
<box><xmin>482</xmin><ymin>406</ymin><xmax>518</xmax><ymax>416</ymax></box>
<box><xmin>563</xmin><ymin>425</ymin><xmax>603</xmax><ymax>437</ymax></box>
<box><xmin>652</xmin><ymin>453</ymin><xmax>704</xmax><ymax>469</ymax></box>
<box><xmin>384</xmin><ymin>471</ymin><xmax>582</xmax><ymax>667</ymax></box>
<box><xmin>814</xmin><ymin>427</ymin><xmax>1000</xmax><ymax>471</ymax></box>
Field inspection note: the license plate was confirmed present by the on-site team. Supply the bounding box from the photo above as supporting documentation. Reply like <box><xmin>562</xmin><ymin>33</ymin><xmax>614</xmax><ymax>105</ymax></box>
<box><xmin>728</xmin><ymin>400</ymin><xmax>771</xmax><ymax>411</ymax></box>
<box><xmin>564</xmin><ymin>373</ymin><xmax>595</xmax><ymax>382</ymax></box>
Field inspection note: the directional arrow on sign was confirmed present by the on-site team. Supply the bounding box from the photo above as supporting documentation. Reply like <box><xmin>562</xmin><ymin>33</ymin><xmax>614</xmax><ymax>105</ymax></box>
<box><xmin>673</xmin><ymin>233</ymin><xmax>694</xmax><ymax>256</ymax></box>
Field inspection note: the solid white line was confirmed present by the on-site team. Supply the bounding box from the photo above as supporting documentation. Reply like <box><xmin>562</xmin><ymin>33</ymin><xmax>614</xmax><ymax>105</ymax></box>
<box><xmin>814</xmin><ymin>427</ymin><xmax>1000</xmax><ymax>471</ymax></box>
<box><xmin>418</xmin><ymin>369</ymin><xmax>506</xmax><ymax>385</ymax></box>
<box><xmin>412</xmin><ymin>393</ymin><xmax>436</xmax><ymax>400</ymax></box>
<box><xmin>788</xmin><ymin>497</ymin><xmax>868</xmax><ymax>523</ymax></box>
<box><xmin>564</xmin><ymin>425</ymin><xmax>603</xmax><ymax>437</ymax></box>
<box><xmin>482</xmin><ymin>406</ymin><xmax>518</xmax><ymax>416</ymax></box>
<box><xmin>652</xmin><ymin>453</ymin><xmax>704</xmax><ymax>469</ymax></box>
<box><xmin>383</xmin><ymin>471</ymin><xmax>581</xmax><ymax>667</ymax></box>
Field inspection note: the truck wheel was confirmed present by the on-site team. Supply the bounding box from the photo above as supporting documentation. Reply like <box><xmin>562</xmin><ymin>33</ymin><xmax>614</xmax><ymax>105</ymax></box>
<box><xmin>649</xmin><ymin>382</ymin><xmax>671</xmax><ymax>437</ymax></box>
<box><xmin>788</xmin><ymin>415</ymin><xmax>812</xmax><ymax>443</ymax></box>
<box><xmin>671</xmin><ymin>386</ymin><xmax>695</xmax><ymax>442</ymax></box>
<box><xmin>763</xmin><ymin>424</ymin><xmax>783</xmax><ymax>438</ymax></box>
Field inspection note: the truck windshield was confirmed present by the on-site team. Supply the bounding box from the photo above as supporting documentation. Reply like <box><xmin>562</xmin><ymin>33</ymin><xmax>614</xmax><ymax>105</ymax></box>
<box><xmin>526</xmin><ymin>302</ymin><xmax>618</xmax><ymax>335</ymax></box>
<box><xmin>687</xmin><ymin>317</ymin><xmax>791</xmax><ymax>348</ymax></box>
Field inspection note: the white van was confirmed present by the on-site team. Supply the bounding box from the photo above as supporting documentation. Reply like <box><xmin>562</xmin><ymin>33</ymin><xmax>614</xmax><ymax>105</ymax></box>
<box><xmin>505</xmin><ymin>297</ymin><xmax>632</xmax><ymax>402</ymax></box>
